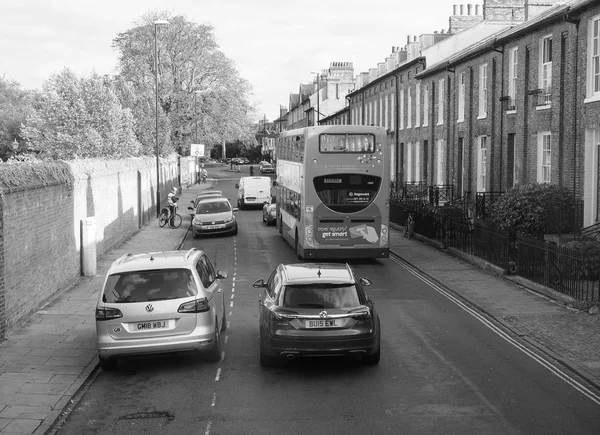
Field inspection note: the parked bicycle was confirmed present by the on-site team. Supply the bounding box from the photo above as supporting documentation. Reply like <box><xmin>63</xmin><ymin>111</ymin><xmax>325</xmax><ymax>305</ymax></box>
<box><xmin>158</xmin><ymin>202</ymin><xmax>182</xmax><ymax>229</ymax></box>
<box><xmin>404</xmin><ymin>213</ymin><xmax>415</xmax><ymax>239</ymax></box>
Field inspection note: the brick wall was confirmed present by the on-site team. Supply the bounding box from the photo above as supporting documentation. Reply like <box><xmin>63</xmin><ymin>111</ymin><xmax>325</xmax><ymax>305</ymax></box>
<box><xmin>0</xmin><ymin>156</ymin><xmax>195</xmax><ymax>340</ymax></box>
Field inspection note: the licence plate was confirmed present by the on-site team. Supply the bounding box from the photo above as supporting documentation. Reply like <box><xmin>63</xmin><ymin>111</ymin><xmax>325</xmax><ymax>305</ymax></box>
<box><xmin>135</xmin><ymin>320</ymin><xmax>167</xmax><ymax>330</ymax></box>
<box><xmin>205</xmin><ymin>224</ymin><xmax>225</xmax><ymax>229</ymax></box>
<box><xmin>305</xmin><ymin>319</ymin><xmax>339</xmax><ymax>329</ymax></box>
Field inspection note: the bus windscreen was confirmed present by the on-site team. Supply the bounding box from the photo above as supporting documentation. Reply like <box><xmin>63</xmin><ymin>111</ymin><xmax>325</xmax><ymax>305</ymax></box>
<box><xmin>313</xmin><ymin>174</ymin><xmax>381</xmax><ymax>213</ymax></box>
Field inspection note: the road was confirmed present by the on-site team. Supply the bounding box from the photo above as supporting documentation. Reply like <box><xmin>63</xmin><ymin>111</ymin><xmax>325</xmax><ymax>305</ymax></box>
<box><xmin>53</xmin><ymin>175</ymin><xmax>600</xmax><ymax>435</ymax></box>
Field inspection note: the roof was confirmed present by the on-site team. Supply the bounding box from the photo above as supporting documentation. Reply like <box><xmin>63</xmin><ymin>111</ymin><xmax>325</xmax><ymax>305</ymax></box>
<box><xmin>109</xmin><ymin>249</ymin><xmax>201</xmax><ymax>274</ymax></box>
<box><xmin>281</xmin><ymin>263</ymin><xmax>355</xmax><ymax>285</ymax></box>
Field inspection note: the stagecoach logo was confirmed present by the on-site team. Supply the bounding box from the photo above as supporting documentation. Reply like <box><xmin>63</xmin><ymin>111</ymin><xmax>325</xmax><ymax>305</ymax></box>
<box><xmin>146</xmin><ymin>304</ymin><xmax>154</xmax><ymax>312</ymax></box>
<box><xmin>319</xmin><ymin>310</ymin><xmax>328</xmax><ymax>319</ymax></box>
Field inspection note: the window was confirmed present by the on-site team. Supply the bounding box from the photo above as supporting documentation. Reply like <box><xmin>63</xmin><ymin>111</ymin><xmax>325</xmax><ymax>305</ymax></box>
<box><xmin>370</xmin><ymin>101</ymin><xmax>375</xmax><ymax>125</ymax></box>
<box><xmin>379</xmin><ymin>97</ymin><xmax>383</xmax><ymax>127</ymax></box>
<box><xmin>400</xmin><ymin>89</ymin><xmax>405</xmax><ymax>129</ymax></box>
<box><xmin>538</xmin><ymin>132</ymin><xmax>551</xmax><ymax>183</ymax></box>
<box><xmin>436</xmin><ymin>139</ymin><xmax>445</xmax><ymax>185</ymax></box>
<box><xmin>437</xmin><ymin>79</ymin><xmax>444</xmax><ymax>125</ymax></box>
<box><xmin>384</xmin><ymin>94</ymin><xmax>389</xmax><ymax>130</ymax></box>
<box><xmin>197</xmin><ymin>255</ymin><xmax>216</xmax><ymax>288</ymax></box>
<box><xmin>508</xmin><ymin>47</ymin><xmax>518</xmax><ymax>110</ymax></box>
<box><xmin>458</xmin><ymin>72</ymin><xmax>465</xmax><ymax>122</ymax></box>
<box><xmin>415</xmin><ymin>82</ymin><xmax>421</xmax><ymax>127</ymax></box>
<box><xmin>406</xmin><ymin>142</ymin><xmax>413</xmax><ymax>182</ymax></box>
<box><xmin>415</xmin><ymin>141</ymin><xmax>421</xmax><ymax>182</ymax></box>
<box><xmin>477</xmin><ymin>136</ymin><xmax>487</xmax><ymax>191</ymax></box>
<box><xmin>587</xmin><ymin>15</ymin><xmax>600</xmax><ymax>100</ymax></box>
<box><xmin>479</xmin><ymin>64</ymin><xmax>488</xmax><ymax>118</ymax></box>
<box><xmin>391</xmin><ymin>93</ymin><xmax>396</xmax><ymax>130</ymax></box>
<box><xmin>423</xmin><ymin>85</ymin><xmax>429</xmax><ymax>127</ymax></box>
<box><xmin>540</xmin><ymin>35</ymin><xmax>552</xmax><ymax>105</ymax></box>
<box><xmin>407</xmin><ymin>87</ymin><xmax>412</xmax><ymax>128</ymax></box>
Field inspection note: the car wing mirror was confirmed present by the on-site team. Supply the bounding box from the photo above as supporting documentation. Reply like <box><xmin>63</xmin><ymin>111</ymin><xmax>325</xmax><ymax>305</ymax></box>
<box><xmin>216</xmin><ymin>270</ymin><xmax>228</xmax><ymax>279</ymax></box>
<box><xmin>359</xmin><ymin>277</ymin><xmax>372</xmax><ymax>286</ymax></box>
<box><xmin>190</xmin><ymin>200</ymin><xmax>194</xmax><ymax>204</ymax></box>
<box><xmin>252</xmin><ymin>279</ymin><xmax>266</xmax><ymax>288</ymax></box>
<box><xmin>232</xmin><ymin>208</ymin><xmax>238</xmax><ymax>212</ymax></box>
<box><xmin>188</xmin><ymin>206</ymin><xmax>194</xmax><ymax>211</ymax></box>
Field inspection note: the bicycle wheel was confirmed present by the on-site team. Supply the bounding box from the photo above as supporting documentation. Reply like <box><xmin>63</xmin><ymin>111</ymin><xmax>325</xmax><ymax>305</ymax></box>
<box><xmin>169</xmin><ymin>213</ymin><xmax>182</xmax><ymax>229</ymax></box>
<box><xmin>158</xmin><ymin>210</ymin><xmax>169</xmax><ymax>227</ymax></box>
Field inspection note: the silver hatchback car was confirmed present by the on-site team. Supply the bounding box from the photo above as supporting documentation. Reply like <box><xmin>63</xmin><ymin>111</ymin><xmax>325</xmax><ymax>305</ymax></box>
<box><xmin>95</xmin><ymin>248</ymin><xmax>228</xmax><ymax>370</ymax></box>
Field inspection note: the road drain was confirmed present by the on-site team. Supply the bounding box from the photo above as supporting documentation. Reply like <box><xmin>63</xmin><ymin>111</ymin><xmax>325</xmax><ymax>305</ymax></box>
<box><xmin>114</xmin><ymin>411</ymin><xmax>174</xmax><ymax>433</ymax></box>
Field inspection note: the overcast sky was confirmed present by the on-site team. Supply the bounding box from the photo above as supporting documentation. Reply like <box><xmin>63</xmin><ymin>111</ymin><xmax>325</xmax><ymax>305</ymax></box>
<box><xmin>1</xmin><ymin>0</ymin><xmax>459</xmax><ymax>122</ymax></box>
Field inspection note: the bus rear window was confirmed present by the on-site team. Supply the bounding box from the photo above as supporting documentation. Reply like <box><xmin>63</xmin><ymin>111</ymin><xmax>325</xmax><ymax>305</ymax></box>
<box><xmin>314</xmin><ymin>174</ymin><xmax>381</xmax><ymax>213</ymax></box>
<box><xmin>319</xmin><ymin>134</ymin><xmax>375</xmax><ymax>153</ymax></box>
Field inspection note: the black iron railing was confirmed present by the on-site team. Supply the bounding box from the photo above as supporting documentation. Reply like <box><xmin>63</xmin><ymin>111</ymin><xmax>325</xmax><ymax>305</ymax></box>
<box><xmin>475</xmin><ymin>191</ymin><xmax>504</xmax><ymax>220</ymax></box>
<box><xmin>428</xmin><ymin>185</ymin><xmax>454</xmax><ymax>207</ymax></box>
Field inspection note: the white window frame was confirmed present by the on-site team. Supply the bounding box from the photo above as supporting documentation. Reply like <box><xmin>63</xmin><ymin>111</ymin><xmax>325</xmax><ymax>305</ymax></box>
<box><xmin>436</xmin><ymin>139</ymin><xmax>445</xmax><ymax>185</ymax></box>
<box><xmin>407</xmin><ymin>87</ymin><xmax>412</xmax><ymax>128</ymax></box>
<box><xmin>415</xmin><ymin>82</ymin><xmax>421</xmax><ymax>127</ymax></box>
<box><xmin>457</xmin><ymin>72</ymin><xmax>465</xmax><ymax>122</ymax></box>
<box><xmin>477</xmin><ymin>136</ymin><xmax>487</xmax><ymax>192</ymax></box>
<box><xmin>586</xmin><ymin>15</ymin><xmax>600</xmax><ymax>102</ymax></box>
<box><xmin>539</xmin><ymin>35</ymin><xmax>553</xmax><ymax>106</ymax></box>
<box><xmin>437</xmin><ymin>79</ymin><xmax>444</xmax><ymax>125</ymax></box>
<box><xmin>400</xmin><ymin>89</ymin><xmax>405</xmax><ymax>130</ymax></box>
<box><xmin>423</xmin><ymin>85</ymin><xmax>429</xmax><ymax>127</ymax></box>
<box><xmin>537</xmin><ymin>132</ymin><xmax>551</xmax><ymax>183</ymax></box>
<box><xmin>508</xmin><ymin>47</ymin><xmax>518</xmax><ymax>111</ymax></box>
<box><xmin>478</xmin><ymin>63</ymin><xmax>488</xmax><ymax>119</ymax></box>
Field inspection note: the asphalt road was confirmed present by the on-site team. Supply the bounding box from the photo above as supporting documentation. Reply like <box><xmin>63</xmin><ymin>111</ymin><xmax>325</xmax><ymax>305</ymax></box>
<box><xmin>54</xmin><ymin>176</ymin><xmax>600</xmax><ymax>435</ymax></box>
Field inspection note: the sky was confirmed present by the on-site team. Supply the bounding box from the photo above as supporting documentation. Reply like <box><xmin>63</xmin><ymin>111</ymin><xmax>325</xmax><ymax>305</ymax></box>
<box><xmin>1</xmin><ymin>0</ymin><xmax>457</xmax><ymax>123</ymax></box>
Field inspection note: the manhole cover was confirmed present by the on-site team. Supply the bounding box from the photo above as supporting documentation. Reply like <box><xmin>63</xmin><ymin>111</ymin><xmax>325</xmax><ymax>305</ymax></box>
<box><xmin>114</xmin><ymin>411</ymin><xmax>174</xmax><ymax>433</ymax></box>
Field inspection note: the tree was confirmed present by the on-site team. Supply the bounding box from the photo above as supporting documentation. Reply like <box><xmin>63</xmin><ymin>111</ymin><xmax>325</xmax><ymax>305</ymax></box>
<box><xmin>0</xmin><ymin>76</ymin><xmax>34</xmax><ymax>161</ymax></box>
<box><xmin>21</xmin><ymin>68</ymin><xmax>142</xmax><ymax>159</ymax></box>
<box><xmin>112</xmin><ymin>11</ymin><xmax>257</xmax><ymax>156</ymax></box>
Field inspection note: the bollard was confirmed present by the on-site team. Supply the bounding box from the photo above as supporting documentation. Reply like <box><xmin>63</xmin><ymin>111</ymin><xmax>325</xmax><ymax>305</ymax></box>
<box><xmin>82</xmin><ymin>217</ymin><xmax>97</xmax><ymax>276</ymax></box>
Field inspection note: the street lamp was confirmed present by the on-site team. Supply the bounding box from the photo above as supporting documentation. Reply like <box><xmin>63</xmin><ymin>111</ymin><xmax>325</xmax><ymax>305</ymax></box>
<box><xmin>154</xmin><ymin>19</ymin><xmax>169</xmax><ymax>217</ymax></box>
<box><xmin>310</xmin><ymin>71</ymin><xmax>320</xmax><ymax>126</ymax></box>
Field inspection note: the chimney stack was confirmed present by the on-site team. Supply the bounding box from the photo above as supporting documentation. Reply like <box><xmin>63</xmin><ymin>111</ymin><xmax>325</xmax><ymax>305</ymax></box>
<box><xmin>467</xmin><ymin>3</ymin><xmax>472</xmax><ymax>15</ymax></box>
<box><xmin>460</xmin><ymin>4</ymin><xmax>464</xmax><ymax>15</ymax></box>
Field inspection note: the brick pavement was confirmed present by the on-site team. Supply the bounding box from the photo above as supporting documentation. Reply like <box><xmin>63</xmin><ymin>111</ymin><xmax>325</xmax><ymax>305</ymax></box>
<box><xmin>0</xmin><ymin>170</ymin><xmax>599</xmax><ymax>434</ymax></box>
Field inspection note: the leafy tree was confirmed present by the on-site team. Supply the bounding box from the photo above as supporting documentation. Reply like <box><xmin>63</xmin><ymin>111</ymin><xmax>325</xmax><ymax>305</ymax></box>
<box><xmin>0</xmin><ymin>76</ymin><xmax>34</xmax><ymax>161</ymax></box>
<box><xmin>112</xmin><ymin>11</ymin><xmax>257</xmax><ymax>156</ymax></box>
<box><xmin>21</xmin><ymin>68</ymin><xmax>142</xmax><ymax>159</ymax></box>
<box><xmin>491</xmin><ymin>183</ymin><xmax>579</xmax><ymax>240</ymax></box>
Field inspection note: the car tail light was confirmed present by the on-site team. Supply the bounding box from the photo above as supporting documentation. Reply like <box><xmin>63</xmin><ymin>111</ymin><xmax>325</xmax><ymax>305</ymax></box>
<box><xmin>96</xmin><ymin>307</ymin><xmax>123</xmax><ymax>321</ymax></box>
<box><xmin>178</xmin><ymin>298</ymin><xmax>210</xmax><ymax>313</ymax></box>
<box><xmin>269</xmin><ymin>308</ymin><xmax>297</xmax><ymax>330</ymax></box>
<box><xmin>349</xmin><ymin>308</ymin><xmax>372</xmax><ymax>320</ymax></box>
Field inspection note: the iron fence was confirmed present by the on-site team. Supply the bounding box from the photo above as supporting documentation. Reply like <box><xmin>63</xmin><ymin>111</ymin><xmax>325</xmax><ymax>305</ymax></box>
<box><xmin>518</xmin><ymin>238</ymin><xmax>600</xmax><ymax>303</ymax></box>
<box><xmin>428</xmin><ymin>185</ymin><xmax>454</xmax><ymax>207</ymax></box>
<box><xmin>475</xmin><ymin>191</ymin><xmax>505</xmax><ymax>220</ymax></box>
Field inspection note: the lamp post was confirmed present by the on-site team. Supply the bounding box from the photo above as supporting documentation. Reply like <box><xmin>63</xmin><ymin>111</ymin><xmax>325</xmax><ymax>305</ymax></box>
<box><xmin>310</xmin><ymin>71</ymin><xmax>320</xmax><ymax>126</ymax></box>
<box><xmin>154</xmin><ymin>19</ymin><xmax>169</xmax><ymax>218</ymax></box>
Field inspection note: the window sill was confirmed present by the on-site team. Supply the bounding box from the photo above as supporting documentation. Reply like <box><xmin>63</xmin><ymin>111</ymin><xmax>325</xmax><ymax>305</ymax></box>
<box><xmin>477</xmin><ymin>114</ymin><xmax>487</xmax><ymax>120</ymax></box>
<box><xmin>584</xmin><ymin>95</ymin><xmax>600</xmax><ymax>104</ymax></box>
<box><xmin>457</xmin><ymin>118</ymin><xmax>465</xmax><ymax>123</ymax></box>
<box><xmin>536</xmin><ymin>104</ymin><xmax>551</xmax><ymax>111</ymax></box>
<box><xmin>506</xmin><ymin>110</ymin><xmax>517</xmax><ymax>115</ymax></box>
<box><xmin>436</xmin><ymin>122</ymin><xmax>444</xmax><ymax>126</ymax></box>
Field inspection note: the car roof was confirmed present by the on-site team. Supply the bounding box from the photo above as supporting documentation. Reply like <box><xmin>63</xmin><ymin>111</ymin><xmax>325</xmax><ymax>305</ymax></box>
<box><xmin>108</xmin><ymin>249</ymin><xmax>201</xmax><ymax>275</ymax></box>
<box><xmin>280</xmin><ymin>263</ymin><xmax>355</xmax><ymax>285</ymax></box>
<box><xmin>196</xmin><ymin>197</ymin><xmax>230</xmax><ymax>204</ymax></box>
<box><xmin>196</xmin><ymin>190</ymin><xmax>222</xmax><ymax>196</ymax></box>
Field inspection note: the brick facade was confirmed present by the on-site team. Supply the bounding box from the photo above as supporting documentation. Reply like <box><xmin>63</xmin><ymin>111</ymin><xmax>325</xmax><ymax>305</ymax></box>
<box><xmin>0</xmin><ymin>156</ymin><xmax>198</xmax><ymax>340</ymax></box>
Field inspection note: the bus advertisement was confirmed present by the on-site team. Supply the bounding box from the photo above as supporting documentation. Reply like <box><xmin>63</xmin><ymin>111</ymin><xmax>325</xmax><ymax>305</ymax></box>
<box><xmin>275</xmin><ymin>125</ymin><xmax>389</xmax><ymax>260</ymax></box>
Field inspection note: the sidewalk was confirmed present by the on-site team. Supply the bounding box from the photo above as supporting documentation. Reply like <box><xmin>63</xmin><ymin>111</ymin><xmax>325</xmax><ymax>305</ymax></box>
<box><xmin>1</xmin><ymin>190</ymin><xmax>599</xmax><ymax>434</ymax></box>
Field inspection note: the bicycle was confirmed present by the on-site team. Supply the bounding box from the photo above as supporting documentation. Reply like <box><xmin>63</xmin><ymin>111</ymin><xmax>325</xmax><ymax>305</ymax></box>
<box><xmin>158</xmin><ymin>202</ymin><xmax>182</xmax><ymax>229</ymax></box>
<box><xmin>404</xmin><ymin>213</ymin><xmax>415</xmax><ymax>239</ymax></box>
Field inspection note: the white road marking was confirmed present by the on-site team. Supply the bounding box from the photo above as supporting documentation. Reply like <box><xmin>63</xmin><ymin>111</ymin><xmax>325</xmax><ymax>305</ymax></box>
<box><xmin>211</xmin><ymin>392</ymin><xmax>217</xmax><ymax>407</ymax></box>
<box><xmin>221</xmin><ymin>351</ymin><xmax>225</xmax><ymax>360</ymax></box>
<box><xmin>215</xmin><ymin>367</ymin><xmax>221</xmax><ymax>381</ymax></box>
<box><xmin>230</xmin><ymin>301</ymin><xmax>234</xmax><ymax>308</ymax></box>
<box><xmin>204</xmin><ymin>421</ymin><xmax>212</xmax><ymax>435</ymax></box>
<box><xmin>391</xmin><ymin>254</ymin><xmax>600</xmax><ymax>406</ymax></box>
<box><xmin>224</xmin><ymin>335</ymin><xmax>228</xmax><ymax>344</ymax></box>
<box><xmin>230</xmin><ymin>294</ymin><xmax>234</xmax><ymax>299</ymax></box>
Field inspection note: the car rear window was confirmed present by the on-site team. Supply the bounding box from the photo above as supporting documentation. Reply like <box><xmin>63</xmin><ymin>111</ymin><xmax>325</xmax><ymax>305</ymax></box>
<box><xmin>197</xmin><ymin>201</ymin><xmax>231</xmax><ymax>214</ymax></box>
<box><xmin>102</xmin><ymin>269</ymin><xmax>198</xmax><ymax>303</ymax></box>
<box><xmin>281</xmin><ymin>284</ymin><xmax>360</xmax><ymax>309</ymax></box>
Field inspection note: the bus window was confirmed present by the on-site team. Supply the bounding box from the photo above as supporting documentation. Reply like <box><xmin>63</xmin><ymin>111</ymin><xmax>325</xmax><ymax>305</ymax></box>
<box><xmin>313</xmin><ymin>174</ymin><xmax>381</xmax><ymax>213</ymax></box>
<box><xmin>319</xmin><ymin>134</ymin><xmax>375</xmax><ymax>154</ymax></box>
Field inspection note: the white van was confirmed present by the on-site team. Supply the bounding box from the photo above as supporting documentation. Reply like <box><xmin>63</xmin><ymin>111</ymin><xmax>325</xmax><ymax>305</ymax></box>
<box><xmin>235</xmin><ymin>176</ymin><xmax>272</xmax><ymax>210</ymax></box>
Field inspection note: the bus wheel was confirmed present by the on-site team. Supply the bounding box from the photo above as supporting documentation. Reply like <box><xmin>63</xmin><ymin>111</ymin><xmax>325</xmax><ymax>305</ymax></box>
<box><xmin>277</xmin><ymin>215</ymin><xmax>282</xmax><ymax>234</ymax></box>
<box><xmin>295</xmin><ymin>232</ymin><xmax>303</xmax><ymax>260</ymax></box>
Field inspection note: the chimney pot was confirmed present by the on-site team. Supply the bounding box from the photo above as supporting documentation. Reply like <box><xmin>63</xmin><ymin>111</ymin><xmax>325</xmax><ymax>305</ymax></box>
<box><xmin>460</xmin><ymin>4</ymin><xmax>464</xmax><ymax>15</ymax></box>
<box><xmin>475</xmin><ymin>4</ymin><xmax>480</xmax><ymax>15</ymax></box>
<box><xmin>414</xmin><ymin>36</ymin><xmax>417</xmax><ymax>42</ymax></box>
<box><xmin>467</xmin><ymin>3</ymin><xmax>472</xmax><ymax>15</ymax></box>
<box><xmin>407</xmin><ymin>35</ymin><xmax>410</xmax><ymax>44</ymax></box>
<box><xmin>453</xmin><ymin>4</ymin><xmax>458</xmax><ymax>15</ymax></box>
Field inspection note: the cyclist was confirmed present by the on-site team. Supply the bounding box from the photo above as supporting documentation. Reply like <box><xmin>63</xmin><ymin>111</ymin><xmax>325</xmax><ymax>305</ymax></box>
<box><xmin>200</xmin><ymin>169</ymin><xmax>208</xmax><ymax>183</ymax></box>
<box><xmin>167</xmin><ymin>187</ymin><xmax>179</xmax><ymax>218</ymax></box>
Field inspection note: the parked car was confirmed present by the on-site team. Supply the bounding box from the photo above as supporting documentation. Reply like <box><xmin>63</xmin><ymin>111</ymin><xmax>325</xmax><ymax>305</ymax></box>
<box><xmin>259</xmin><ymin>162</ymin><xmax>275</xmax><ymax>174</ymax></box>
<box><xmin>189</xmin><ymin>197</ymin><xmax>238</xmax><ymax>238</ymax></box>
<box><xmin>190</xmin><ymin>190</ymin><xmax>224</xmax><ymax>208</ymax></box>
<box><xmin>262</xmin><ymin>196</ymin><xmax>277</xmax><ymax>225</ymax></box>
<box><xmin>253</xmin><ymin>262</ymin><xmax>380</xmax><ymax>367</ymax></box>
<box><xmin>95</xmin><ymin>248</ymin><xmax>228</xmax><ymax>370</ymax></box>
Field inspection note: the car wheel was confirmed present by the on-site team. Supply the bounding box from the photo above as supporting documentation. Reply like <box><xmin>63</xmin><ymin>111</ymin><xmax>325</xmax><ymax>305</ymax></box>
<box><xmin>232</xmin><ymin>223</ymin><xmax>238</xmax><ymax>236</ymax></box>
<box><xmin>364</xmin><ymin>348</ymin><xmax>380</xmax><ymax>365</ymax></box>
<box><xmin>206</xmin><ymin>323</ymin><xmax>221</xmax><ymax>362</ymax></box>
<box><xmin>98</xmin><ymin>356</ymin><xmax>118</xmax><ymax>371</ymax></box>
<box><xmin>221</xmin><ymin>302</ymin><xmax>227</xmax><ymax>332</ymax></box>
<box><xmin>295</xmin><ymin>232</ymin><xmax>303</xmax><ymax>260</ymax></box>
<box><xmin>259</xmin><ymin>340</ymin><xmax>276</xmax><ymax>367</ymax></box>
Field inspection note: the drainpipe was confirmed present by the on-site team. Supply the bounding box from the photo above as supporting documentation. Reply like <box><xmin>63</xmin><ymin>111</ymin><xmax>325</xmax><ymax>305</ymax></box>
<box><xmin>394</xmin><ymin>72</ymin><xmax>400</xmax><ymax>186</ymax></box>
<box><xmin>563</xmin><ymin>12</ymin><xmax>579</xmax><ymax>200</ymax></box>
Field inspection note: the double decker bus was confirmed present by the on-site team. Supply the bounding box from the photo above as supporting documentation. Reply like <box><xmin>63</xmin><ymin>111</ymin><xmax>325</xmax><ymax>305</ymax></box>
<box><xmin>275</xmin><ymin>125</ymin><xmax>389</xmax><ymax>260</ymax></box>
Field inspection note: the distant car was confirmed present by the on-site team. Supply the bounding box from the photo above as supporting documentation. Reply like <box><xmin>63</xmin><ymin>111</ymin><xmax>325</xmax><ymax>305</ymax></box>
<box><xmin>239</xmin><ymin>157</ymin><xmax>250</xmax><ymax>164</ymax></box>
<box><xmin>191</xmin><ymin>190</ymin><xmax>224</xmax><ymax>208</ymax></box>
<box><xmin>189</xmin><ymin>197</ymin><xmax>238</xmax><ymax>238</ymax></box>
<box><xmin>259</xmin><ymin>162</ymin><xmax>275</xmax><ymax>174</ymax></box>
<box><xmin>262</xmin><ymin>196</ymin><xmax>277</xmax><ymax>226</ymax></box>
<box><xmin>95</xmin><ymin>248</ymin><xmax>228</xmax><ymax>370</ymax></box>
<box><xmin>253</xmin><ymin>262</ymin><xmax>380</xmax><ymax>367</ymax></box>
